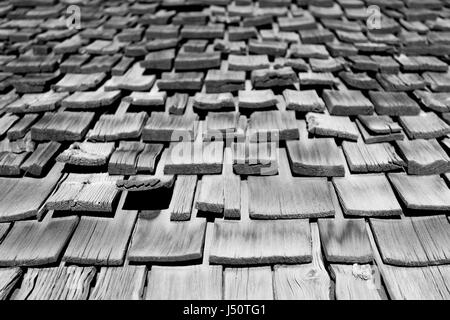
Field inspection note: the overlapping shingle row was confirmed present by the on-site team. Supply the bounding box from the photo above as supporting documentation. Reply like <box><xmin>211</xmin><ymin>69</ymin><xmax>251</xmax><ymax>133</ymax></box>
<box><xmin>0</xmin><ymin>0</ymin><xmax>449</xmax><ymax>300</ymax></box>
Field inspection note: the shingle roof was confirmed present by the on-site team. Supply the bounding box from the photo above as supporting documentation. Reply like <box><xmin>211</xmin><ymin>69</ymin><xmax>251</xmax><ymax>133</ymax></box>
<box><xmin>0</xmin><ymin>0</ymin><xmax>449</xmax><ymax>300</ymax></box>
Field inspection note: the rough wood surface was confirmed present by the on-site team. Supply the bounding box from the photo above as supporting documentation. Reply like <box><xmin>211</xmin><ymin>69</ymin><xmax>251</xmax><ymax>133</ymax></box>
<box><xmin>286</xmin><ymin>138</ymin><xmax>345</xmax><ymax>177</ymax></box>
<box><xmin>6</xmin><ymin>91</ymin><xmax>68</xmax><ymax>113</ymax></box>
<box><xmin>396</xmin><ymin>139</ymin><xmax>450</xmax><ymax>175</ymax></box>
<box><xmin>164</xmin><ymin>141</ymin><xmax>224</xmax><ymax>175</ymax></box>
<box><xmin>13</xmin><ymin>266</ymin><xmax>95</xmax><ymax>300</ymax></box>
<box><xmin>248</xmin><ymin>149</ymin><xmax>334</xmax><ymax>219</ymax></box>
<box><xmin>88</xmin><ymin>112</ymin><xmax>148</xmax><ymax>142</ymax></box>
<box><xmin>0</xmin><ymin>215</ymin><xmax>78</xmax><ymax>267</ymax></box>
<box><xmin>89</xmin><ymin>266</ymin><xmax>146</xmax><ymax>300</ymax></box>
<box><xmin>399</xmin><ymin>112</ymin><xmax>450</xmax><ymax>139</ymax></box>
<box><xmin>169</xmin><ymin>175</ymin><xmax>198</xmax><ymax>221</ymax></box>
<box><xmin>371</xmin><ymin>218</ymin><xmax>431</xmax><ymax>266</ymax></box>
<box><xmin>247</xmin><ymin>110</ymin><xmax>299</xmax><ymax>141</ymax></box>
<box><xmin>323</xmin><ymin>89</ymin><xmax>374</xmax><ymax>115</ymax></box>
<box><xmin>117</xmin><ymin>149</ymin><xmax>174</xmax><ymax>192</ymax></box>
<box><xmin>273</xmin><ymin>223</ymin><xmax>331</xmax><ymax>300</ymax></box>
<box><xmin>128</xmin><ymin>213</ymin><xmax>206</xmax><ymax>263</ymax></box>
<box><xmin>223</xmin><ymin>147</ymin><xmax>240</xmax><ymax>219</ymax></box>
<box><xmin>318</xmin><ymin>183</ymin><xmax>373</xmax><ymax>263</ymax></box>
<box><xmin>232</xmin><ymin>141</ymin><xmax>278</xmax><ymax>176</ymax></box>
<box><xmin>283</xmin><ymin>89</ymin><xmax>325</xmax><ymax>112</ymax></box>
<box><xmin>224</xmin><ymin>267</ymin><xmax>274</xmax><ymax>300</ymax></box>
<box><xmin>330</xmin><ymin>264</ymin><xmax>386</xmax><ymax>300</ymax></box>
<box><xmin>142</xmin><ymin>112</ymin><xmax>198</xmax><ymax>142</ymax></box>
<box><xmin>63</xmin><ymin>193</ymin><xmax>137</xmax><ymax>266</ymax></box>
<box><xmin>0</xmin><ymin>162</ymin><xmax>62</xmax><ymax>222</ymax></box>
<box><xmin>342</xmin><ymin>141</ymin><xmax>405</xmax><ymax>173</ymax></box>
<box><xmin>56</xmin><ymin>142</ymin><xmax>114</xmax><ymax>166</ymax></box>
<box><xmin>20</xmin><ymin>141</ymin><xmax>61</xmax><ymax>176</ymax></box>
<box><xmin>367</xmin><ymin>221</ymin><xmax>450</xmax><ymax>300</ymax></box>
<box><xmin>45</xmin><ymin>173</ymin><xmax>120</xmax><ymax>213</ymax></box>
<box><xmin>369</xmin><ymin>91</ymin><xmax>420</xmax><ymax>115</ymax></box>
<box><xmin>145</xmin><ymin>265</ymin><xmax>223</xmax><ymax>300</ymax></box>
<box><xmin>238</xmin><ymin>89</ymin><xmax>277</xmax><ymax>109</ymax></box>
<box><xmin>333</xmin><ymin>174</ymin><xmax>402</xmax><ymax>217</ymax></box>
<box><xmin>388</xmin><ymin>173</ymin><xmax>450</xmax><ymax>211</ymax></box>
<box><xmin>411</xmin><ymin>216</ymin><xmax>450</xmax><ymax>265</ymax></box>
<box><xmin>306</xmin><ymin>112</ymin><xmax>359</xmax><ymax>141</ymax></box>
<box><xmin>31</xmin><ymin>111</ymin><xmax>95</xmax><ymax>142</ymax></box>
<box><xmin>0</xmin><ymin>268</ymin><xmax>22</xmax><ymax>300</ymax></box>
<box><xmin>209</xmin><ymin>219</ymin><xmax>312</xmax><ymax>265</ymax></box>
<box><xmin>196</xmin><ymin>175</ymin><xmax>224</xmax><ymax>213</ymax></box>
<box><xmin>108</xmin><ymin>141</ymin><xmax>144</xmax><ymax>175</ymax></box>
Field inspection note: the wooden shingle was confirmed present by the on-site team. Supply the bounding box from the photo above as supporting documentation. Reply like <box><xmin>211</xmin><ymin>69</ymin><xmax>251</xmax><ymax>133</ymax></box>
<box><xmin>333</xmin><ymin>174</ymin><xmax>402</xmax><ymax>217</ymax></box>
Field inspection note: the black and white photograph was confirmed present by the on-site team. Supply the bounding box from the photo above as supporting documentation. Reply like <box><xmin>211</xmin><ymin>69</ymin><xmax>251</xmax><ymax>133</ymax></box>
<box><xmin>0</xmin><ymin>0</ymin><xmax>449</xmax><ymax>312</ymax></box>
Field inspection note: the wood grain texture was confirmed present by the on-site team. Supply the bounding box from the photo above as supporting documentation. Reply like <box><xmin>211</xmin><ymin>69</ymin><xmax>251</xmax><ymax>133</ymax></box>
<box><xmin>7</xmin><ymin>113</ymin><xmax>39</xmax><ymax>140</ymax></box>
<box><xmin>13</xmin><ymin>266</ymin><xmax>95</xmax><ymax>300</ymax></box>
<box><xmin>108</xmin><ymin>141</ymin><xmax>144</xmax><ymax>175</ymax></box>
<box><xmin>31</xmin><ymin>111</ymin><xmax>95</xmax><ymax>141</ymax></box>
<box><xmin>20</xmin><ymin>141</ymin><xmax>61</xmax><ymax>176</ymax></box>
<box><xmin>370</xmin><ymin>218</ymin><xmax>430</xmax><ymax>266</ymax></box>
<box><xmin>330</xmin><ymin>264</ymin><xmax>386</xmax><ymax>300</ymax></box>
<box><xmin>357</xmin><ymin>115</ymin><xmax>402</xmax><ymax>134</ymax></box>
<box><xmin>248</xmin><ymin>148</ymin><xmax>334</xmax><ymax>219</ymax></box>
<box><xmin>411</xmin><ymin>216</ymin><xmax>450</xmax><ymax>265</ymax></box>
<box><xmin>169</xmin><ymin>175</ymin><xmax>198</xmax><ymax>221</ymax></box>
<box><xmin>194</xmin><ymin>92</ymin><xmax>235</xmax><ymax>110</ymax></box>
<box><xmin>104</xmin><ymin>63</ymin><xmax>155</xmax><ymax>91</ymax></box>
<box><xmin>0</xmin><ymin>215</ymin><xmax>78</xmax><ymax>267</ymax></box>
<box><xmin>210</xmin><ymin>219</ymin><xmax>311</xmax><ymax>265</ymax></box>
<box><xmin>196</xmin><ymin>175</ymin><xmax>224</xmax><ymax>213</ymax></box>
<box><xmin>128</xmin><ymin>213</ymin><xmax>206</xmax><ymax>263</ymax></box>
<box><xmin>247</xmin><ymin>110</ymin><xmax>299</xmax><ymax>141</ymax></box>
<box><xmin>63</xmin><ymin>193</ymin><xmax>137</xmax><ymax>266</ymax></box>
<box><xmin>342</xmin><ymin>141</ymin><xmax>405</xmax><ymax>173</ymax></box>
<box><xmin>56</xmin><ymin>141</ymin><xmax>114</xmax><ymax>166</ymax></box>
<box><xmin>62</xmin><ymin>89</ymin><xmax>121</xmax><ymax>110</ymax></box>
<box><xmin>0</xmin><ymin>223</ymin><xmax>10</xmax><ymax>242</ymax></box>
<box><xmin>306</xmin><ymin>112</ymin><xmax>359</xmax><ymax>141</ymax></box>
<box><xmin>46</xmin><ymin>173</ymin><xmax>120</xmax><ymax>213</ymax></box>
<box><xmin>286</xmin><ymin>138</ymin><xmax>345</xmax><ymax>176</ymax></box>
<box><xmin>89</xmin><ymin>266</ymin><xmax>147</xmax><ymax>300</ymax></box>
<box><xmin>142</xmin><ymin>112</ymin><xmax>198</xmax><ymax>142</ymax></box>
<box><xmin>356</xmin><ymin>118</ymin><xmax>405</xmax><ymax>144</ymax></box>
<box><xmin>204</xmin><ymin>111</ymin><xmax>242</xmax><ymax>141</ymax></box>
<box><xmin>369</xmin><ymin>91</ymin><xmax>420</xmax><ymax>116</ymax></box>
<box><xmin>323</xmin><ymin>89</ymin><xmax>374</xmax><ymax>115</ymax></box>
<box><xmin>6</xmin><ymin>91</ymin><xmax>68</xmax><ymax>113</ymax></box>
<box><xmin>232</xmin><ymin>141</ymin><xmax>278</xmax><ymax>176</ymax></box>
<box><xmin>145</xmin><ymin>265</ymin><xmax>223</xmax><ymax>300</ymax></box>
<box><xmin>87</xmin><ymin>112</ymin><xmax>148</xmax><ymax>142</ymax></box>
<box><xmin>117</xmin><ymin>149</ymin><xmax>174</xmax><ymax>192</ymax></box>
<box><xmin>367</xmin><ymin>222</ymin><xmax>450</xmax><ymax>300</ymax></box>
<box><xmin>396</xmin><ymin>139</ymin><xmax>450</xmax><ymax>175</ymax></box>
<box><xmin>318</xmin><ymin>182</ymin><xmax>373</xmax><ymax>263</ymax></box>
<box><xmin>223</xmin><ymin>147</ymin><xmax>240</xmax><ymax>219</ymax></box>
<box><xmin>0</xmin><ymin>162</ymin><xmax>62</xmax><ymax>222</ymax></box>
<box><xmin>0</xmin><ymin>268</ymin><xmax>22</xmax><ymax>300</ymax></box>
<box><xmin>333</xmin><ymin>174</ymin><xmax>402</xmax><ymax>217</ymax></box>
<box><xmin>164</xmin><ymin>141</ymin><xmax>224</xmax><ymax>175</ymax></box>
<box><xmin>283</xmin><ymin>88</ymin><xmax>325</xmax><ymax>112</ymax></box>
<box><xmin>238</xmin><ymin>89</ymin><xmax>277</xmax><ymax>109</ymax></box>
<box><xmin>399</xmin><ymin>112</ymin><xmax>450</xmax><ymax>139</ymax></box>
<box><xmin>205</xmin><ymin>69</ymin><xmax>245</xmax><ymax>93</ymax></box>
<box><xmin>136</xmin><ymin>143</ymin><xmax>164</xmax><ymax>174</ymax></box>
<box><xmin>224</xmin><ymin>267</ymin><xmax>274</xmax><ymax>300</ymax></box>
<box><xmin>388</xmin><ymin>173</ymin><xmax>450</xmax><ymax>211</ymax></box>
<box><xmin>273</xmin><ymin>223</ymin><xmax>331</xmax><ymax>300</ymax></box>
